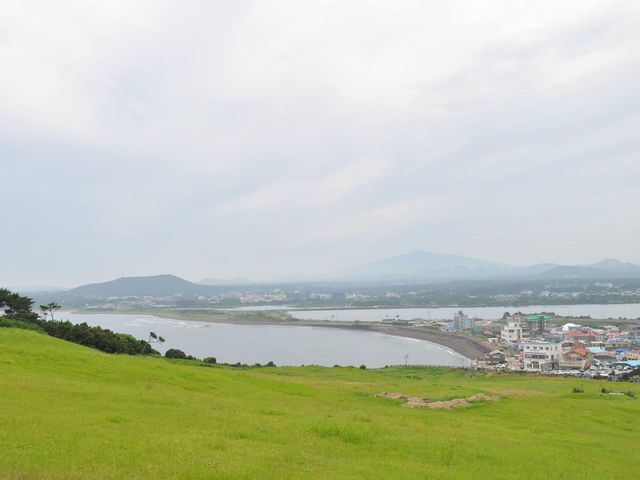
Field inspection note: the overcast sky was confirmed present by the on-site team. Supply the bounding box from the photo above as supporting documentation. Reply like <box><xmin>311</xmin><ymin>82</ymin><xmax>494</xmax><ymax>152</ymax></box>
<box><xmin>1</xmin><ymin>1</ymin><xmax>639</xmax><ymax>287</ymax></box>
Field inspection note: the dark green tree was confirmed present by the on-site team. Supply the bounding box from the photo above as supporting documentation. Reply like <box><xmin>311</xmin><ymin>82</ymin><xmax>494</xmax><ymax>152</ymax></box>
<box><xmin>39</xmin><ymin>302</ymin><xmax>61</xmax><ymax>321</ymax></box>
<box><xmin>165</xmin><ymin>348</ymin><xmax>187</xmax><ymax>359</ymax></box>
<box><xmin>141</xmin><ymin>331</ymin><xmax>165</xmax><ymax>354</ymax></box>
<box><xmin>0</xmin><ymin>288</ymin><xmax>34</xmax><ymax>315</ymax></box>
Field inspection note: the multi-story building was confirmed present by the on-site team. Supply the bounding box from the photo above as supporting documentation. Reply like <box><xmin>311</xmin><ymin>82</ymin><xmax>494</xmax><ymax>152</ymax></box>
<box><xmin>522</xmin><ymin>341</ymin><xmax>563</xmax><ymax>372</ymax></box>
<box><xmin>501</xmin><ymin>321</ymin><xmax>525</xmax><ymax>343</ymax></box>
<box><xmin>501</xmin><ymin>313</ymin><xmax>528</xmax><ymax>343</ymax></box>
<box><xmin>452</xmin><ymin>311</ymin><xmax>474</xmax><ymax>331</ymax></box>
<box><xmin>526</xmin><ymin>314</ymin><xmax>549</xmax><ymax>338</ymax></box>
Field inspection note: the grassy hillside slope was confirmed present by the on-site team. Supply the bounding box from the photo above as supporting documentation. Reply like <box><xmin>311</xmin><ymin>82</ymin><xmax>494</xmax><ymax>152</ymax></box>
<box><xmin>0</xmin><ymin>328</ymin><xmax>639</xmax><ymax>479</ymax></box>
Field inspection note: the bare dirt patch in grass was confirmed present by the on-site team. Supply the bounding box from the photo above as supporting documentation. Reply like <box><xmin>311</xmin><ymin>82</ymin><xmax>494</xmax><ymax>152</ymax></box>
<box><xmin>377</xmin><ymin>392</ymin><xmax>412</xmax><ymax>400</ymax></box>
<box><xmin>377</xmin><ymin>392</ymin><xmax>500</xmax><ymax>409</ymax></box>
<box><xmin>467</xmin><ymin>393</ymin><xmax>500</xmax><ymax>402</ymax></box>
<box><xmin>426</xmin><ymin>399</ymin><xmax>471</xmax><ymax>410</ymax></box>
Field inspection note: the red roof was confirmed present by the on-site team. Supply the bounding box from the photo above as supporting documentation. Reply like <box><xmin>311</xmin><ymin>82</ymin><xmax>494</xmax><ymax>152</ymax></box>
<box><xmin>568</xmin><ymin>346</ymin><xmax>589</xmax><ymax>357</ymax></box>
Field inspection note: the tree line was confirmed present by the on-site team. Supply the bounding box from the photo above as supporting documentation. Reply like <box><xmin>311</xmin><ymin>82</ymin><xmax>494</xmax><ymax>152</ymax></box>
<box><xmin>1</xmin><ymin>288</ymin><xmax>278</xmax><ymax>366</ymax></box>
<box><xmin>0</xmin><ymin>288</ymin><xmax>157</xmax><ymax>355</ymax></box>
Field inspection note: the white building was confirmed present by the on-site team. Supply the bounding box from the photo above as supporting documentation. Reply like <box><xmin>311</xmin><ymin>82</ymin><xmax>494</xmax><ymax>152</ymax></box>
<box><xmin>522</xmin><ymin>341</ymin><xmax>563</xmax><ymax>372</ymax></box>
<box><xmin>501</xmin><ymin>313</ymin><xmax>529</xmax><ymax>343</ymax></box>
<box><xmin>501</xmin><ymin>321</ymin><xmax>525</xmax><ymax>343</ymax></box>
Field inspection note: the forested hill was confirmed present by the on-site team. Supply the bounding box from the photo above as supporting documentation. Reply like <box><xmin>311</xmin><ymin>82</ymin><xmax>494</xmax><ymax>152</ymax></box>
<box><xmin>67</xmin><ymin>274</ymin><xmax>214</xmax><ymax>297</ymax></box>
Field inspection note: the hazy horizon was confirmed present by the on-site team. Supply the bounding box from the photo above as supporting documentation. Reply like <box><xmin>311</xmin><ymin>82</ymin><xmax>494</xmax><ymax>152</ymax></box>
<box><xmin>2</xmin><ymin>1</ymin><xmax>639</xmax><ymax>287</ymax></box>
<box><xmin>8</xmin><ymin>249</ymin><xmax>640</xmax><ymax>290</ymax></box>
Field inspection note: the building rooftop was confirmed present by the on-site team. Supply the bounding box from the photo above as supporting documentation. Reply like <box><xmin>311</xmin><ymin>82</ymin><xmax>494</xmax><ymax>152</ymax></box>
<box><xmin>567</xmin><ymin>346</ymin><xmax>589</xmax><ymax>357</ymax></box>
<box><xmin>613</xmin><ymin>360</ymin><xmax>640</xmax><ymax>368</ymax></box>
<box><xmin>564</xmin><ymin>331</ymin><xmax>596</xmax><ymax>338</ymax></box>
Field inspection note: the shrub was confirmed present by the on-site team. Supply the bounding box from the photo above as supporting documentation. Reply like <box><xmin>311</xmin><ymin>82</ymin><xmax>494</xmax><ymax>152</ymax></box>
<box><xmin>203</xmin><ymin>357</ymin><xmax>217</xmax><ymax>364</ymax></box>
<box><xmin>165</xmin><ymin>348</ymin><xmax>187</xmax><ymax>359</ymax></box>
<box><xmin>625</xmin><ymin>391</ymin><xmax>636</xmax><ymax>399</ymax></box>
<box><xmin>572</xmin><ymin>387</ymin><xmax>584</xmax><ymax>393</ymax></box>
<box><xmin>41</xmin><ymin>321</ymin><xmax>156</xmax><ymax>355</ymax></box>
<box><xmin>1</xmin><ymin>289</ymin><xmax>155</xmax><ymax>356</ymax></box>
<box><xmin>0</xmin><ymin>317</ymin><xmax>44</xmax><ymax>332</ymax></box>
<box><xmin>266</xmin><ymin>361</ymin><xmax>275</xmax><ymax>367</ymax></box>
<box><xmin>601</xmin><ymin>387</ymin><xmax>609</xmax><ymax>394</ymax></box>
<box><xmin>359</xmin><ymin>364</ymin><xmax>367</xmax><ymax>370</ymax></box>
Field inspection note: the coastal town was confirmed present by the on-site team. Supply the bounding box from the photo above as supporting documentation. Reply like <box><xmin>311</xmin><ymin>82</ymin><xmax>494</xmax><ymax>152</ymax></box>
<box><xmin>437</xmin><ymin>310</ymin><xmax>640</xmax><ymax>380</ymax></box>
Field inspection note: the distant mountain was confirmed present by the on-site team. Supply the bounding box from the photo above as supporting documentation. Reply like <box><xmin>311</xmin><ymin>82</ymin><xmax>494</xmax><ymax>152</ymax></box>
<box><xmin>343</xmin><ymin>250</ymin><xmax>508</xmax><ymax>280</ymax></box>
<box><xmin>536</xmin><ymin>265</ymin><xmax>609</xmax><ymax>279</ymax></box>
<box><xmin>506</xmin><ymin>263</ymin><xmax>559</xmax><ymax>276</ymax></box>
<box><xmin>587</xmin><ymin>258</ymin><xmax>640</xmax><ymax>274</ymax></box>
<box><xmin>68</xmin><ymin>274</ymin><xmax>213</xmax><ymax>297</ymax></box>
<box><xmin>536</xmin><ymin>259</ymin><xmax>640</xmax><ymax>279</ymax></box>
<box><xmin>339</xmin><ymin>252</ymin><xmax>640</xmax><ymax>282</ymax></box>
<box><xmin>43</xmin><ymin>255</ymin><xmax>640</xmax><ymax>299</ymax></box>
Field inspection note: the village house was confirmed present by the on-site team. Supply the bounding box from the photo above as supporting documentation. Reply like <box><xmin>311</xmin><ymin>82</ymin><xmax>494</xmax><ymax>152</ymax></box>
<box><xmin>622</xmin><ymin>349</ymin><xmax>640</xmax><ymax>360</ymax></box>
<box><xmin>628</xmin><ymin>325</ymin><xmax>640</xmax><ymax>339</ymax></box>
<box><xmin>522</xmin><ymin>341</ymin><xmax>563</xmax><ymax>372</ymax></box>
<box><xmin>592</xmin><ymin>352</ymin><xmax>616</xmax><ymax>367</ymax></box>
<box><xmin>485</xmin><ymin>350</ymin><xmax>506</xmax><ymax>365</ymax></box>
<box><xmin>560</xmin><ymin>346</ymin><xmax>592</xmax><ymax>370</ymax></box>
<box><xmin>561</xmin><ymin>323</ymin><xmax>582</xmax><ymax>332</ymax></box>
<box><xmin>563</xmin><ymin>330</ymin><xmax>597</xmax><ymax>345</ymax></box>
<box><xmin>590</xmin><ymin>329</ymin><xmax>609</xmax><ymax>343</ymax></box>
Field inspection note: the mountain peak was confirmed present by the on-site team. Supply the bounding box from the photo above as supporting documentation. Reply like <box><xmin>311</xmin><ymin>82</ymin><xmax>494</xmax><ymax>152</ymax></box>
<box><xmin>589</xmin><ymin>258</ymin><xmax>639</xmax><ymax>272</ymax></box>
<box><xmin>593</xmin><ymin>258</ymin><xmax>626</xmax><ymax>267</ymax></box>
<box><xmin>345</xmin><ymin>251</ymin><xmax>507</xmax><ymax>280</ymax></box>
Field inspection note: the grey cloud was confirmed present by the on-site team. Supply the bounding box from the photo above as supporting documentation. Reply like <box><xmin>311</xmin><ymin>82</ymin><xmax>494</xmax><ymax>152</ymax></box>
<box><xmin>1</xmin><ymin>1</ymin><xmax>639</xmax><ymax>286</ymax></box>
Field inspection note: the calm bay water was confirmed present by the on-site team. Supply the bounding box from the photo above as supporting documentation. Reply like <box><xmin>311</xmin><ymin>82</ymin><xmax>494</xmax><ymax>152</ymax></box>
<box><xmin>64</xmin><ymin>313</ymin><xmax>468</xmax><ymax>368</ymax></box>
<box><xmin>286</xmin><ymin>304</ymin><xmax>640</xmax><ymax>322</ymax></box>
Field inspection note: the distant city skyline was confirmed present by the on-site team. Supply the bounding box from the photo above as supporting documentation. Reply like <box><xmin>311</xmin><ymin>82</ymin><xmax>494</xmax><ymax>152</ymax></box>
<box><xmin>1</xmin><ymin>1</ymin><xmax>639</xmax><ymax>286</ymax></box>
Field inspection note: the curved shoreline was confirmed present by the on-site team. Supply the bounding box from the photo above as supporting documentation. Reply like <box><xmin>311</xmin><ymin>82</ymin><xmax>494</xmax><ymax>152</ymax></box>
<box><xmin>69</xmin><ymin>309</ymin><xmax>491</xmax><ymax>360</ymax></box>
<box><xmin>306</xmin><ymin>322</ymin><xmax>490</xmax><ymax>360</ymax></box>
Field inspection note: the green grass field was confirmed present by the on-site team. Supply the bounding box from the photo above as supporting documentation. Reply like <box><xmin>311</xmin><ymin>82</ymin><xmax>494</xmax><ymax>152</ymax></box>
<box><xmin>1</xmin><ymin>328</ymin><xmax>639</xmax><ymax>479</ymax></box>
